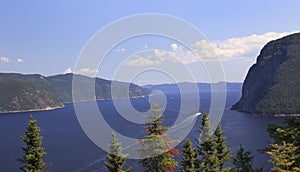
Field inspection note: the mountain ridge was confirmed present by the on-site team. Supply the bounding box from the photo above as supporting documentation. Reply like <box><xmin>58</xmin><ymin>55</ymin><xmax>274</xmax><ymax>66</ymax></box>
<box><xmin>0</xmin><ymin>73</ymin><xmax>151</xmax><ymax>113</ymax></box>
<box><xmin>142</xmin><ymin>82</ymin><xmax>242</xmax><ymax>93</ymax></box>
<box><xmin>232</xmin><ymin>32</ymin><xmax>300</xmax><ymax>115</ymax></box>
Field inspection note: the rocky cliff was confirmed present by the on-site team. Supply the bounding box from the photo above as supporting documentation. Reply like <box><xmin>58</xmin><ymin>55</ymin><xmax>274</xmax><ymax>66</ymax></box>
<box><xmin>232</xmin><ymin>33</ymin><xmax>300</xmax><ymax>115</ymax></box>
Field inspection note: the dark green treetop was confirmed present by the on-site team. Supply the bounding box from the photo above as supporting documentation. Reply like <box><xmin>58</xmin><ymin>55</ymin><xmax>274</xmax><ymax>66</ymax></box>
<box><xmin>214</xmin><ymin>124</ymin><xmax>232</xmax><ymax>171</ymax></box>
<box><xmin>196</xmin><ymin>112</ymin><xmax>219</xmax><ymax>172</ymax></box>
<box><xmin>18</xmin><ymin>115</ymin><xmax>47</xmax><ymax>172</ymax></box>
<box><xmin>104</xmin><ymin>132</ymin><xmax>131</xmax><ymax>172</ymax></box>
<box><xmin>181</xmin><ymin>138</ymin><xmax>197</xmax><ymax>172</ymax></box>
<box><xmin>138</xmin><ymin>104</ymin><xmax>179</xmax><ymax>172</ymax></box>
<box><xmin>232</xmin><ymin>145</ymin><xmax>262</xmax><ymax>172</ymax></box>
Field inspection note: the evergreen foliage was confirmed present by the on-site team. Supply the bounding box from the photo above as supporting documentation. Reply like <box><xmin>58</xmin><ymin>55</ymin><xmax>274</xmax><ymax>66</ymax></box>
<box><xmin>104</xmin><ymin>132</ymin><xmax>131</xmax><ymax>172</ymax></box>
<box><xmin>265</xmin><ymin>117</ymin><xmax>300</xmax><ymax>171</ymax></box>
<box><xmin>0</xmin><ymin>73</ymin><xmax>150</xmax><ymax>104</ymax></box>
<box><xmin>196</xmin><ymin>112</ymin><xmax>219</xmax><ymax>171</ymax></box>
<box><xmin>0</xmin><ymin>79</ymin><xmax>63</xmax><ymax>113</ymax></box>
<box><xmin>18</xmin><ymin>115</ymin><xmax>47</xmax><ymax>172</ymax></box>
<box><xmin>181</xmin><ymin>138</ymin><xmax>197</xmax><ymax>172</ymax></box>
<box><xmin>267</xmin><ymin>141</ymin><xmax>300</xmax><ymax>172</ymax></box>
<box><xmin>195</xmin><ymin>113</ymin><xmax>233</xmax><ymax>171</ymax></box>
<box><xmin>138</xmin><ymin>104</ymin><xmax>179</xmax><ymax>172</ymax></box>
<box><xmin>232</xmin><ymin>145</ymin><xmax>262</xmax><ymax>172</ymax></box>
<box><xmin>214</xmin><ymin>124</ymin><xmax>232</xmax><ymax>171</ymax></box>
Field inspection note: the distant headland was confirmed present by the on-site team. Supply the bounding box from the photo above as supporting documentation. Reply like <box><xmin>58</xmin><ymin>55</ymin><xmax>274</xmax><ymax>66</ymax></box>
<box><xmin>232</xmin><ymin>32</ymin><xmax>300</xmax><ymax>116</ymax></box>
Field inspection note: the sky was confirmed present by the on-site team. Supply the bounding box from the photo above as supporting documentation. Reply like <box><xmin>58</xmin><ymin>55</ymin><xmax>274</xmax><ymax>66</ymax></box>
<box><xmin>0</xmin><ymin>0</ymin><xmax>299</xmax><ymax>84</ymax></box>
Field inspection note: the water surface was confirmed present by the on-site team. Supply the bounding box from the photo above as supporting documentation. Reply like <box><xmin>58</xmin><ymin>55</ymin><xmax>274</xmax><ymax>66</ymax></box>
<box><xmin>0</xmin><ymin>91</ymin><xmax>283</xmax><ymax>171</ymax></box>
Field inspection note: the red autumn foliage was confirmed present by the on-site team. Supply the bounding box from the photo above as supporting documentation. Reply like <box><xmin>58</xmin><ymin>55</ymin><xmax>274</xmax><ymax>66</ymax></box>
<box><xmin>168</xmin><ymin>147</ymin><xmax>179</xmax><ymax>155</ymax></box>
<box><xmin>167</xmin><ymin>165</ymin><xmax>173</xmax><ymax>172</ymax></box>
<box><xmin>144</xmin><ymin>126</ymin><xmax>151</xmax><ymax>131</ymax></box>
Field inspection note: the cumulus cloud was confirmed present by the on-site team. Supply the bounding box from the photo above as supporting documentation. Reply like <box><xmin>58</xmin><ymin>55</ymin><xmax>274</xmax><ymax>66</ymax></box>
<box><xmin>77</xmin><ymin>68</ymin><xmax>99</xmax><ymax>75</ymax></box>
<box><xmin>125</xmin><ymin>49</ymin><xmax>181</xmax><ymax>66</ymax></box>
<box><xmin>124</xmin><ymin>31</ymin><xmax>297</xmax><ymax>66</ymax></box>
<box><xmin>0</xmin><ymin>56</ymin><xmax>10</xmax><ymax>63</ymax></box>
<box><xmin>125</xmin><ymin>56</ymin><xmax>158</xmax><ymax>66</ymax></box>
<box><xmin>196</xmin><ymin>31</ymin><xmax>297</xmax><ymax>60</ymax></box>
<box><xmin>17</xmin><ymin>58</ymin><xmax>24</xmax><ymax>63</ymax></box>
<box><xmin>64</xmin><ymin>68</ymin><xmax>72</xmax><ymax>74</ymax></box>
<box><xmin>125</xmin><ymin>53</ymin><xmax>164</xmax><ymax>66</ymax></box>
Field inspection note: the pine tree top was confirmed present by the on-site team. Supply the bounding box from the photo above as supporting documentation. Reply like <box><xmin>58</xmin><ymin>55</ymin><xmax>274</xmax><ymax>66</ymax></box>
<box><xmin>19</xmin><ymin>115</ymin><xmax>46</xmax><ymax>172</ymax></box>
<box><xmin>105</xmin><ymin>132</ymin><xmax>131</xmax><ymax>172</ymax></box>
<box><xmin>138</xmin><ymin>104</ymin><xmax>179</xmax><ymax>171</ymax></box>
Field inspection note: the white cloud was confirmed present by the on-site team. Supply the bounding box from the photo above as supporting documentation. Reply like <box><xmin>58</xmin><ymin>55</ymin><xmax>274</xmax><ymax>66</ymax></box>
<box><xmin>125</xmin><ymin>53</ymin><xmax>164</xmax><ymax>66</ymax></box>
<box><xmin>0</xmin><ymin>56</ymin><xmax>10</xmax><ymax>63</ymax></box>
<box><xmin>64</xmin><ymin>68</ymin><xmax>72</xmax><ymax>74</ymax></box>
<box><xmin>144</xmin><ymin>45</ymin><xmax>148</xmax><ymax>48</ymax></box>
<box><xmin>125</xmin><ymin>56</ymin><xmax>158</xmax><ymax>66</ymax></box>
<box><xmin>171</xmin><ymin>43</ymin><xmax>178</xmax><ymax>50</ymax></box>
<box><xmin>203</xmin><ymin>31</ymin><xmax>297</xmax><ymax>60</ymax></box>
<box><xmin>77</xmin><ymin>68</ymin><xmax>99</xmax><ymax>75</ymax></box>
<box><xmin>124</xmin><ymin>31</ymin><xmax>298</xmax><ymax>66</ymax></box>
<box><xmin>17</xmin><ymin>58</ymin><xmax>24</xmax><ymax>63</ymax></box>
<box><xmin>125</xmin><ymin>49</ymin><xmax>182</xmax><ymax>66</ymax></box>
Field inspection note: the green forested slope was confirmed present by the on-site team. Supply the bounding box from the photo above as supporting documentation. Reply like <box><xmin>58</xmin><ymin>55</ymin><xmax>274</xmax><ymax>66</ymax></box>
<box><xmin>232</xmin><ymin>33</ymin><xmax>300</xmax><ymax>115</ymax></box>
<box><xmin>0</xmin><ymin>79</ymin><xmax>63</xmax><ymax>113</ymax></box>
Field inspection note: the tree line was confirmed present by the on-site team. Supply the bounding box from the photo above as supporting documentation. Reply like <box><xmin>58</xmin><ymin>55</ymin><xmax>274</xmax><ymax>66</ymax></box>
<box><xmin>18</xmin><ymin>104</ymin><xmax>300</xmax><ymax>171</ymax></box>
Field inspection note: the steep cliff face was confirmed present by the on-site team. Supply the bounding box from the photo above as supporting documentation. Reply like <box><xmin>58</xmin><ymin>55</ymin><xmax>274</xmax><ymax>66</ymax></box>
<box><xmin>232</xmin><ymin>33</ymin><xmax>300</xmax><ymax>115</ymax></box>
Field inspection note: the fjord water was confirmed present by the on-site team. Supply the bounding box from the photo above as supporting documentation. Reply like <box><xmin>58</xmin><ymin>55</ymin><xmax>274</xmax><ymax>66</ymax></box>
<box><xmin>0</xmin><ymin>91</ymin><xmax>283</xmax><ymax>172</ymax></box>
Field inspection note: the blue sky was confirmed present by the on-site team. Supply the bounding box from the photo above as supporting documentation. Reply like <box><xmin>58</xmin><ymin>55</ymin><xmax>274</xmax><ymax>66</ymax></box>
<box><xmin>0</xmin><ymin>0</ymin><xmax>299</xmax><ymax>84</ymax></box>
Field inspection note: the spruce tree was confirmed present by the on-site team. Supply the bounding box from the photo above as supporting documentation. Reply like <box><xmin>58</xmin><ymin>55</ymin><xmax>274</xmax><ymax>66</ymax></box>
<box><xmin>181</xmin><ymin>138</ymin><xmax>197</xmax><ymax>172</ymax></box>
<box><xmin>196</xmin><ymin>112</ymin><xmax>219</xmax><ymax>172</ymax></box>
<box><xmin>214</xmin><ymin>124</ymin><xmax>231</xmax><ymax>171</ymax></box>
<box><xmin>18</xmin><ymin>115</ymin><xmax>47</xmax><ymax>172</ymax></box>
<box><xmin>266</xmin><ymin>117</ymin><xmax>300</xmax><ymax>167</ymax></box>
<box><xmin>138</xmin><ymin>104</ymin><xmax>179</xmax><ymax>172</ymax></box>
<box><xmin>232</xmin><ymin>145</ymin><xmax>262</xmax><ymax>172</ymax></box>
<box><xmin>267</xmin><ymin>141</ymin><xmax>300</xmax><ymax>172</ymax></box>
<box><xmin>104</xmin><ymin>132</ymin><xmax>131</xmax><ymax>172</ymax></box>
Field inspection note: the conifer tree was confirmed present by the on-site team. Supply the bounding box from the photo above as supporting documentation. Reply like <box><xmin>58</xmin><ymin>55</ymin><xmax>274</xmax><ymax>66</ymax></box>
<box><xmin>138</xmin><ymin>104</ymin><xmax>179</xmax><ymax>172</ymax></box>
<box><xmin>214</xmin><ymin>124</ymin><xmax>231</xmax><ymax>171</ymax></box>
<box><xmin>267</xmin><ymin>141</ymin><xmax>300</xmax><ymax>172</ymax></box>
<box><xmin>104</xmin><ymin>132</ymin><xmax>131</xmax><ymax>172</ymax></box>
<box><xmin>266</xmin><ymin>117</ymin><xmax>300</xmax><ymax>167</ymax></box>
<box><xmin>196</xmin><ymin>112</ymin><xmax>219</xmax><ymax>172</ymax></box>
<box><xmin>181</xmin><ymin>138</ymin><xmax>197</xmax><ymax>172</ymax></box>
<box><xmin>18</xmin><ymin>115</ymin><xmax>47</xmax><ymax>172</ymax></box>
<box><xmin>232</xmin><ymin>145</ymin><xmax>262</xmax><ymax>172</ymax></box>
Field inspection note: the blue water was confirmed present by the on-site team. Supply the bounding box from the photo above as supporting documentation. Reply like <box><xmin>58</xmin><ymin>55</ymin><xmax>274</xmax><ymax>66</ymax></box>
<box><xmin>0</xmin><ymin>91</ymin><xmax>284</xmax><ymax>172</ymax></box>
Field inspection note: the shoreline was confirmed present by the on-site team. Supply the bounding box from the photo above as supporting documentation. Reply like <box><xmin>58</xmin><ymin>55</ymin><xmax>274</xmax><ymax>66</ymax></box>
<box><xmin>274</xmin><ymin>114</ymin><xmax>300</xmax><ymax>117</ymax></box>
<box><xmin>0</xmin><ymin>95</ymin><xmax>149</xmax><ymax>114</ymax></box>
<box><xmin>253</xmin><ymin>113</ymin><xmax>300</xmax><ymax>117</ymax></box>
<box><xmin>0</xmin><ymin>105</ymin><xmax>65</xmax><ymax>114</ymax></box>
<box><xmin>63</xmin><ymin>94</ymin><xmax>149</xmax><ymax>104</ymax></box>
